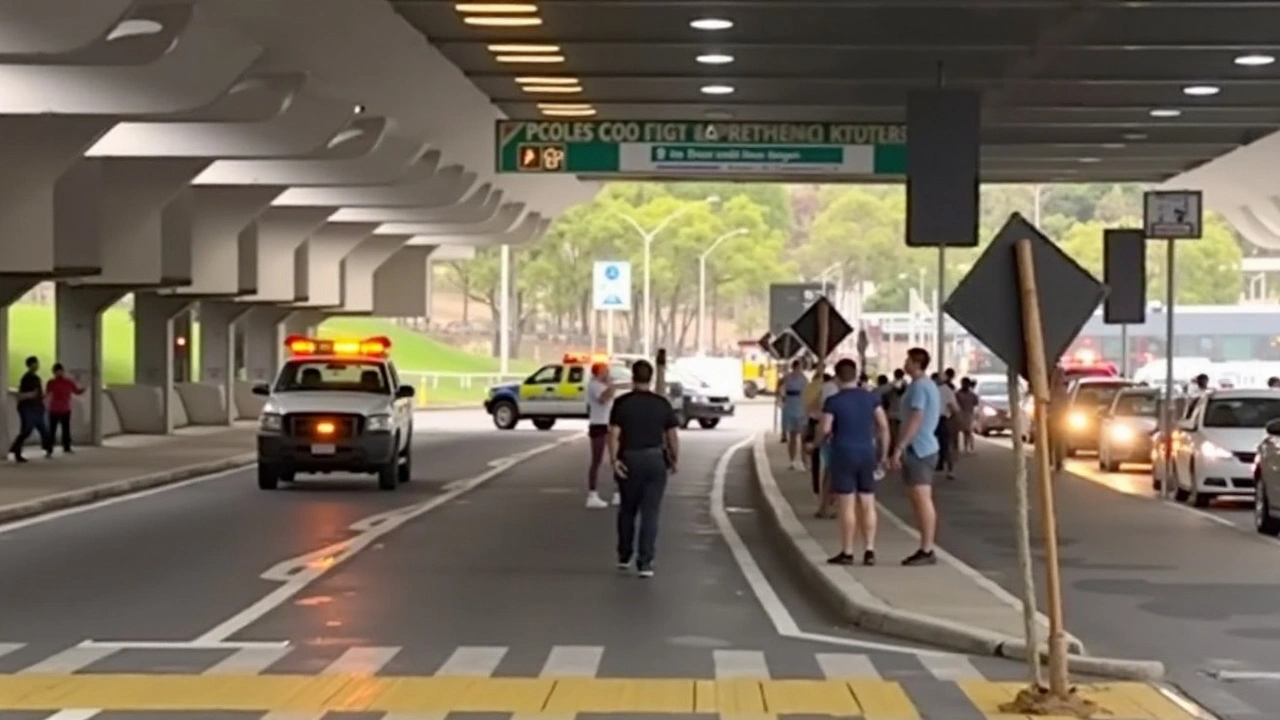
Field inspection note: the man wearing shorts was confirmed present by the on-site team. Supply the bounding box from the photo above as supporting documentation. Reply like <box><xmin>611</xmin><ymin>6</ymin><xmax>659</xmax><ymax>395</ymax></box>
<box><xmin>818</xmin><ymin>359</ymin><xmax>889</xmax><ymax>566</ymax></box>
<box><xmin>585</xmin><ymin>363</ymin><xmax>617</xmax><ymax>508</ymax></box>
<box><xmin>890</xmin><ymin>347</ymin><xmax>941</xmax><ymax>566</ymax></box>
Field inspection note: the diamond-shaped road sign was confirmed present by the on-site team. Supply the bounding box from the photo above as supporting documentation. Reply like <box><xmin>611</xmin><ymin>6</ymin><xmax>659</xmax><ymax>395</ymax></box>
<box><xmin>790</xmin><ymin>296</ymin><xmax>854</xmax><ymax>359</ymax></box>
<box><xmin>943</xmin><ymin>213</ymin><xmax>1107</xmax><ymax>381</ymax></box>
<box><xmin>769</xmin><ymin>330</ymin><xmax>804</xmax><ymax>361</ymax></box>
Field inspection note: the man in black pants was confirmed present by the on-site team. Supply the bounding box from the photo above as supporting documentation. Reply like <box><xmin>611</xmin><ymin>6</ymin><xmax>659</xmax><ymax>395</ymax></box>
<box><xmin>608</xmin><ymin>360</ymin><xmax>680</xmax><ymax>578</ymax></box>
<box><xmin>8</xmin><ymin>356</ymin><xmax>52</xmax><ymax>462</ymax></box>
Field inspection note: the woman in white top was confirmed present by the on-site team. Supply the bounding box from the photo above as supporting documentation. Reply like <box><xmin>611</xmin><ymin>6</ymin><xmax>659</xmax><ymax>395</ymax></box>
<box><xmin>585</xmin><ymin>363</ymin><xmax>617</xmax><ymax>508</ymax></box>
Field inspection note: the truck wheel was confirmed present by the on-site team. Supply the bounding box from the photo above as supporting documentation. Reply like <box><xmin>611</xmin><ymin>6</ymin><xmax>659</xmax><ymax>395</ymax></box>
<box><xmin>492</xmin><ymin>400</ymin><xmax>519</xmax><ymax>430</ymax></box>
<box><xmin>257</xmin><ymin>464</ymin><xmax>279</xmax><ymax>490</ymax></box>
<box><xmin>743</xmin><ymin>383</ymin><xmax>758</xmax><ymax>399</ymax></box>
<box><xmin>532</xmin><ymin>418</ymin><xmax>556</xmax><ymax>431</ymax></box>
<box><xmin>397</xmin><ymin>437</ymin><xmax>412</xmax><ymax>484</ymax></box>
<box><xmin>698</xmin><ymin>418</ymin><xmax>721</xmax><ymax>430</ymax></box>
<box><xmin>377</xmin><ymin>460</ymin><xmax>398</xmax><ymax>491</ymax></box>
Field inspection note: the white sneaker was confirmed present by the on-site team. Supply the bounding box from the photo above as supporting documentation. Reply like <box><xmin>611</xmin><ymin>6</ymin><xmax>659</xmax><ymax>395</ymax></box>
<box><xmin>790</xmin><ymin>460</ymin><xmax>806</xmax><ymax>471</ymax></box>
<box><xmin>611</xmin><ymin>493</ymin><xmax>622</xmax><ymax>506</ymax></box>
<box><xmin>585</xmin><ymin>492</ymin><xmax>608</xmax><ymax>509</ymax></box>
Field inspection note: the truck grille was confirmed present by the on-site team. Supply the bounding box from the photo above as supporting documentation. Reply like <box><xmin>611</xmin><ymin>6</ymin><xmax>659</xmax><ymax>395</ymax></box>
<box><xmin>285</xmin><ymin>413</ymin><xmax>363</xmax><ymax>438</ymax></box>
<box><xmin>707</xmin><ymin>396</ymin><xmax>731</xmax><ymax>404</ymax></box>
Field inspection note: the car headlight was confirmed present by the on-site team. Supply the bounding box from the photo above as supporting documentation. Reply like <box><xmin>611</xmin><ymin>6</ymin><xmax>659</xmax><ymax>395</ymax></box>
<box><xmin>366</xmin><ymin>414</ymin><xmax>393</xmax><ymax>432</ymax></box>
<box><xmin>1199</xmin><ymin>440</ymin><xmax>1234</xmax><ymax>460</ymax></box>
<box><xmin>1067</xmin><ymin>411</ymin><xmax>1088</xmax><ymax>430</ymax></box>
<box><xmin>259</xmin><ymin>412</ymin><xmax>282</xmax><ymax>432</ymax></box>
<box><xmin>1110</xmin><ymin>424</ymin><xmax>1134</xmax><ymax>443</ymax></box>
<box><xmin>981</xmin><ymin>405</ymin><xmax>997</xmax><ymax>417</ymax></box>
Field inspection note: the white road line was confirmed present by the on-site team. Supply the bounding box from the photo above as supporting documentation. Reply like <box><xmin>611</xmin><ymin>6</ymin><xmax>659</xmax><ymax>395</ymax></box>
<box><xmin>193</xmin><ymin>434</ymin><xmax>582</xmax><ymax>644</ymax></box>
<box><xmin>41</xmin><ymin>711</ymin><xmax>101</xmax><ymax>720</ymax></box>
<box><xmin>816</xmin><ymin>652</ymin><xmax>881</xmax><ymax>680</ymax></box>
<box><xmin>203</xmin><ymin>646</ymin><xmax>293</xmax><ymax>675</ymax></box>
<box><xmin>321</xmin><ymin>646</ymin><xmax>400</xmax><ymax>675</ymax></box>
<box><xmin>541</xmin><ymin>645</ymin><xmax>604</xmax><ymax>676</ymax></box>
<box><xmin>435</xmin><ymin>646</ymin><xmax>508</xmax><ymax>676</ymax></box>
<box><xmin>19</xmin><ymin>646</ymin><xmax>116</xmax><ymax>674</ymax></box>
<box><xmin>713</xmin><ymin>649</ymin><xmax>770</xmax><ymax>678</ymax></box>
<box><xmin>917</xmin><ymin>653</ymin><xmax>983</xmax><ymax>680</ymax></box>
<box><xmin>0</xmin><ymin>642</ymin><xmax>23</xmax><ymax>660</ymax></box>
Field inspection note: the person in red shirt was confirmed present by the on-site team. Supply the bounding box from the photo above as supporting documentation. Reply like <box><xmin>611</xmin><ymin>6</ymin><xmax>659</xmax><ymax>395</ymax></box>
<box><xmin>45</xmin><ymin>363</ymin><xmax>83</xmax><ymax>454</ymax></box>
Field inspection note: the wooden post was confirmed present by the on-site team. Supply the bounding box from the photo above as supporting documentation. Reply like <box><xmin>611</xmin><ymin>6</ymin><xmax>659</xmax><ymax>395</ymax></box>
<box><xmin>1014</xmin><ymin>239</ymin><xmax>1069</xmax><ymax>697</ymax></box>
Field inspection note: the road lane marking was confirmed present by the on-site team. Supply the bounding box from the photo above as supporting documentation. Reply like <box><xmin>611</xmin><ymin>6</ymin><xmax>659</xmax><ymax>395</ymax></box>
<box><xmin>0</xmin><ymin>643</ymin><xmax>22</xmax><ymax>660</ymax></box>
<box><xmin>19</xmin><ymin>646</ymin><xmax>116</xmax><ymax>674</ymax></box>
<box><xmin>193</xmin><ymin>433</ymin><xmax>583</xmax><ymax>644</ymax></box>
<box><xmin>323</xmin><ymin>646</ymin><xmax>399</xmax><ymax>675</ymax></box>
<box><xmin>203</xmin><ymin>646</ymin><xmax>292</xmax><ymax>675</ymax></box>
<box><xmin>713</xmin><ymin>649</ymin><xmax>769</xmax><ymax>678</ymax></box>
<box><xmin>917</xmin><ymin>653</ymin><xmax>983</xmax><ymax>680</ymax></box>
<box><xmin>816</xmin><ymin>652</ymin><xmax>881</xmax><ymax>680</ymax></box>
<box><xmin>436</xmin><ymin>646</ymin><xmax>507</xmax><ymax>676</ymax></box>
<box><xmin>541</xmin><ymin>645</ymin><xmax>604</xmax><ymax>676</ymax></box>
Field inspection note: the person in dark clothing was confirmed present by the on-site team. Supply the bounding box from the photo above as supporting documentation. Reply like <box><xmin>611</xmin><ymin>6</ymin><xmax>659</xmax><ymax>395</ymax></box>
<box><xmin>8</xmin><ymin>356</ymin><xmax>53</xmax><ymax>462</ymax></box>
<box><xmin>608</xmin><ymin>360</ymin><xmax>680</xmax><ymax>578</ymax></box>
<box><xmin>818</xmin><ymin>359</ymin><xmax>890</xmax><ymax>566</ymax></box>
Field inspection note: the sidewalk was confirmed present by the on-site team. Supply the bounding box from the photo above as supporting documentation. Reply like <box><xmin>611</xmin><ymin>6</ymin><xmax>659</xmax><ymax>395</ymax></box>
<box><xmin>751</xmin><ymin>433</ymin><xmax>1164</xmax><ymax>681</ymax></box>
<box><xmin>0</xmin><ymin>424</ymin><xmax>255</xmax><ymax>523</ymax></box>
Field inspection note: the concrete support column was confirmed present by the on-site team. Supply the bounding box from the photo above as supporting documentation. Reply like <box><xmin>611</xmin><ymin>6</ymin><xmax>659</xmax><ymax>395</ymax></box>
<box><xmin>134</xmin><ymin>291</ymin><xmax>195</xmax><ymax>435</ymax></box>
<box><xmin>199</xmin><ymin>300</ymin><xmax>252</xmax><ymax>424</ymax></box>
<box><xmin>173</xmin><ymin>309</ymin><xmax>193</xmax><ymax>383</ymax></box>
<box><xmin>240</xmin><ymin>306</ymin><xmax>295</xmax><ymax>383</ymax></box>
<box><xmin>0</xmin><ymin>277</ymin><xmax>40</xmax><ymax>449</ymax></box>
<box><xmin>55</xmin><ymin>284</ymin><xmax>125</xmax><ymax>446</ymax></box>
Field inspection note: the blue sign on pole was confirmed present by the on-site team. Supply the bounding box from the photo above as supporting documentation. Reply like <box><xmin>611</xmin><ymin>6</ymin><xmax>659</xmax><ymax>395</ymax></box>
<box><xmin>593</xmin><ymin>261</ymin><xmax>633</xmax><ymax>311</ymax></box>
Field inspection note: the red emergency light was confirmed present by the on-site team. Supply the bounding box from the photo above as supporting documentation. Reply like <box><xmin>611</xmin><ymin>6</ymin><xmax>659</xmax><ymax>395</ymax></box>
<box><xmin>563</xmin><ymin>351</ymin><xmax>610</xmax><ymax>365</ymax></box>
<box><xmin>285</xmin><ymin>335</ymin><xmax>391</xmax><ymax>358</ymax></box>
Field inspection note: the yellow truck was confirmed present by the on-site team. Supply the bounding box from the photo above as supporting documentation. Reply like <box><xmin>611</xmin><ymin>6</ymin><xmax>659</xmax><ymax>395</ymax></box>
<box><xmin>739</xmin><ymin>341</ymin><xmax>779</xmax><ymax>398</ymax></box>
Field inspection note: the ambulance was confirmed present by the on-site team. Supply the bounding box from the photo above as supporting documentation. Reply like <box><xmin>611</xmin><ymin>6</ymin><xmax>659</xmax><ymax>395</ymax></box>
<box><xmin>253</xmin><ymin>335</ymin><xmax>417</xmax><ymax>491</ymax></box>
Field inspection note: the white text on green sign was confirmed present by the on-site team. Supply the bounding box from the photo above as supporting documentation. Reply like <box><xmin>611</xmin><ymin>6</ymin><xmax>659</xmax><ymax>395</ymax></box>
<box><xmin>516</xmin><ymin>122</ymin><xmax>907</xmax><ymax>146</ymax></box>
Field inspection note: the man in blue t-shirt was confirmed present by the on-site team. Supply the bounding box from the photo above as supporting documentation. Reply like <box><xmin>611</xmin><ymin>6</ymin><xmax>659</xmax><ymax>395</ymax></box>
<box><xmin>890</xmin><ymin>347</ymin><xmax>941</xmax><ymax>566</ymax></box>
<box><xmin>818</xmin><ymin>359</ymin><xmax>889</xmax><ymax>566</ymax></box>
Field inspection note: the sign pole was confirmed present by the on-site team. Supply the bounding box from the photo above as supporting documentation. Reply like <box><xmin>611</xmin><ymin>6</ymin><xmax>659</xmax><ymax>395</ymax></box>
<box><xmin>1014</xmin><ymin>239</ymin><xmax>1069</xmax><ymax>698</ymax></box>
<box><xmin>1006</xmin><ymin>369</ymin><xmax>1042</xmax><ymax>687</ymax></box>
<box><xmin>1162</xmin><ymin>239</ymin><xmax>1176</xmax><ymax>499</ymax></box>
<box><xmin>499</xmin><ymin>243</ymin><xmax>511</xmax><ymax>375</ymax></box>
<box><xmin>606</xmin><ymin>309</ymin><xmax>615</xmax><ymax>356</ymax></box>
<box><xmin>936</xmin><ymin>243</ymin><xmax>946</xmax><ymax>369</ymax></box>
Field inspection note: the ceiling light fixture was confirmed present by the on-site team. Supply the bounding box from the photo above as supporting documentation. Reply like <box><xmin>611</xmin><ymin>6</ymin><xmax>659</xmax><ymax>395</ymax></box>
<box><xmin>1100</xmin><ymin>142</ymin><xmax>1125</xmax><ymax>149</ymax></box>
<box><xmin>523</xmin><ymin>84</ymin><xmax>583</xmax><ymax>93</ymax></box>
<box><xmin>690</xmin><ymin>17</ymin><xmax>734</xmax><ymax>31</ymax></box>
<box><xmin>1183</xmin><ymin>84</ymin><xmax>1220</xmax><ymax>96</ymax></box>
<box><xmin>1078</xmin><ymin>157</ymin><xmax>1100</xmax><ymax>163</ymax></box>
<box><xmin>697</xmin><ymin>53</ymin><xmax>735</xmax><ymax>65</ymax></box>
<box><xmin>494</xmin><ymin>54</ymin><xmax>564</xmax><ymax>63</ymax></box>
<box><xmin>455</xmin><ymin>3</ymin><xmax>538</xmax><ymax>12</ymax></box>
<box><xmin>541</xmin><ymin>107</ymin><xmax>597</xmax><ymax>117</ymax></box>
<box><xmin>1234</xmin><ymin>53</ymin><xmax>1276</xmax><ymax>66</ymax></box>
<box><xmin>489</xmin><ymin>43</ymin><xmax>560</xmax><ymax>53</ymax></box>
<box><xmin>516</xmin><ymin>76</ymin><xmax>579</xmax><ymax>85</ymax></box>
<box><xmin>354</xmin><ymin>104</ymin><xmax>366</xmax><ymax>114</ymax></box>
<box><xmin>701</xmin><ymin>84</ymin><xmax>735</xmax><ymax>95</ymax></box>
<box><xmin>1149</xmin><ymin>108</ymin><xmax>1182</xmax><ymax>118</ymax></box>
<box><xmin>539</xmin><ymin>102</ymin><xmax>593</xmax><ymax>110</ymax></box>
<box><xmin>1123</xmin><ymin>132</ymin><xmax>1148</xmax><ymax>141</ymax></box>
<box><xmin>464</xmin><ymin>16</ymin><xmax>542</xmax><ymax>27</ymax></box>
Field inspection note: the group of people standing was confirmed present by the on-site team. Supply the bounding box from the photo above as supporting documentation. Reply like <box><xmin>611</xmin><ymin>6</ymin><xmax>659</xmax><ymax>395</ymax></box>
<box><xmin>779</xmin><ymin>348</ymin><xmax>956</xmax><ymax>568</ymax></box>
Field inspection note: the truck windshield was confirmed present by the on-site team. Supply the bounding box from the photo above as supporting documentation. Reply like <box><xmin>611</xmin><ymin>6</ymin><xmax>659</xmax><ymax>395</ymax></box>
<box><xmin>276</xmin><ymin>360</ymin><xmax>390</xmax><ymax>393</ymax></box>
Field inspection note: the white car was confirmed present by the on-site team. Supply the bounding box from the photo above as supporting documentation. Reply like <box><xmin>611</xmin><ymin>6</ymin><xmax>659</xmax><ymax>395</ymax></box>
<box><xmin>1170</xmin><ymin>388</ymin><xmax>1280</xmax><ymax>507</ymax></box>
<box><xmin>254</xmin><ymin>336</ymin><xmax>416</xmax><ymax>491</ymax></box>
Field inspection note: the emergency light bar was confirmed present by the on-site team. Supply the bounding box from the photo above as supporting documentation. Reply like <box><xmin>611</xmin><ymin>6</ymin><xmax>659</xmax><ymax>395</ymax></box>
<box><xmin>562</xmin><ymin>351</ymin><xmax>610</xmax><ymax>365</ymax></box>
<box><xmin>285</xmin><ymin>335</ymin><xmax>392</xmax><ymax>358</ymax></box>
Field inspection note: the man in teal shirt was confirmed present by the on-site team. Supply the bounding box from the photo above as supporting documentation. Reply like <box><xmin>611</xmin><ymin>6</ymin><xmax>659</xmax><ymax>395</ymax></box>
<box><xmin>889</xmin><ymin>347</ymin><xmax>941</xmax><ymax>566</ymax></box>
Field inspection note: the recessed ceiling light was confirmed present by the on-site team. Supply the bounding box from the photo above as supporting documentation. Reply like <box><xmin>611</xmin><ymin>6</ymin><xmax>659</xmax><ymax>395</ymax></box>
<box><xmin>701</xmin><ymin>84</ymin><xmax>735</xmax><ymax>95</ymax></box>
<box><xmin>1149</xmin><ymin>108</ymin><xmax>1182</xmax><ymax>118</ymax></box>
<box><xmin>1078</xmin><ymin>157</ymin><xmax>1100</xmax><ymax>163</ymax></box>
<box><xmin>1183</xmin><ymin>85</ymin><xmax>1220</xmax><ymax>97</ymax></box>
<box><xmin>494</xmin><ymin>54</ymin><xmax>564</xmax><ymax>63</ymax></box>
<box><xmin>704</xmin><ymin>109</ymin><xmax>735</xmax><ymax>120</ymax></box>
<box><xmin>516</xmin><ymin>76</ymin><xmax>579</xmax><ymax>85</ymax></box>
<box><xmin>456</xmin><ymin>3</ymin><xmax>537</xmax><ymax>12</ymax></box>
<box><xmin>488</xmin><ymin>44</ymin><xmax>560</xmax><ymax>53</ymax></box>
<box><xmin>539</xmin><ymin>103</ymin><xmax>592</xmax><ymax>110</ymax></box>
<box><xmin>697</xmin><ymin>53</ymin><xmax>735</xmax><ymax>65</ymax></box>
<box><xmin>1234</xmin><ymin>53</ymin><xmax>1276</xmax><ymax>66</ymax></box>
<box><xmin>1123</xmin><ymin>132</ymin><xmax>1148</xmax><ymax>140</ymax></box>
<box><xmin>464</xmin><ymin>16</ymin><xmax>542</xmax><ymax>27</ymax></box>
<box><xmin>690</xmin><ymin>17</ymin><xmax>733</xmax><ymax>31</ymax></box>
<box><xmin>354</xmin><ymin>104</ymin><xmax>366</xmax><ymax>114</ymax></box>
<box><xmin>1100</xmin><ymin>142</ymin><xmax>1125</xmax><ymax>149</ymax></box>
<box><xmin>523</xmin><ymin>85</ymin><xmax>583</xmax><ymax>93</ymax></box>
<box><xmin>541</xmin><ymin>107</ymin><xmax>597</xmax><ymax>117</ymax></box>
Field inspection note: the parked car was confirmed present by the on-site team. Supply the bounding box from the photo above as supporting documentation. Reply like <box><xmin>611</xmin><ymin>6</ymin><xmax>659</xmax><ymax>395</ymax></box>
<box><xmin>1252</xmin><ymin>418</ymin><xmax>1280</xmax><ymax>535</ymax></box>
<box><xmin>1150</xmin><ymin>393</ymin><xmax>1193</xmax><ymax>491</ymax></box>
<box><xmin>1171</xmin><ymin>389</ymin><xmax>1280</xmax><ymax>507</ymax></box>
<box><xmin>1059</xmin><ymin>377</ymin><xmax>1137</xmax><ymax>456</ymax></box>
<box><xmin>1097</xmin><ymin>387</ymin><xmax>1161</xmax><ymax>472</ymax></box>
<box><xmin>971</xmin><ymin>375</ymin><xmax>1019</xmax><ymax>436</ymax></box>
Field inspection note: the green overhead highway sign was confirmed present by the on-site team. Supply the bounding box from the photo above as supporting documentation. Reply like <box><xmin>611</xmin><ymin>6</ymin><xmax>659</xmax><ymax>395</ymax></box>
<box><xmin>495</xmin><ymin>121</ymin><xmax>906</xmax><ymax>177</ymax></box>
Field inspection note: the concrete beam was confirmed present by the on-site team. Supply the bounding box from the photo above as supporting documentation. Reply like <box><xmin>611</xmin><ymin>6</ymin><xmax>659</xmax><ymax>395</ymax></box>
<box><xmin>0</xmin><ymin>0</ymin><xmax>134</xmax><ymax>55</ymax></box>
<box><xmin>329</xmin><ymin>183</ymin><xmax>501</xmax><ymax>224</ymax></box>
<box><xmin>294</xmin><ymin>222</ymin><xmax>378</xmax><ymax>308</ymax></box>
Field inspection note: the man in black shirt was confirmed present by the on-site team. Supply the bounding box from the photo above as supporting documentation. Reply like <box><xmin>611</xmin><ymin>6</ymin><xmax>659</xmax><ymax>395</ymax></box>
<box><xmin>608</xmin><ymin>359</ymin><xmax>679</xmax><ymax>578</ymax></box>
<box><xmin>9</xmin><ymin>356</ymin><xmax>52</xmax><ymax>462</ymax></box>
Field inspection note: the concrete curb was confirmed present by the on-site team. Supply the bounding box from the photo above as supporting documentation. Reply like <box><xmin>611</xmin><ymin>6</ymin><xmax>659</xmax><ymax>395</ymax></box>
<box><xmin>0</xmin><ymin>453</ymin><xmax>256</xmax><ymax>526</ymax></box>
<box><xmin>749</xmin><ymin>433</ymin><xmax>1165</xmax><ymax>681</ymax></box>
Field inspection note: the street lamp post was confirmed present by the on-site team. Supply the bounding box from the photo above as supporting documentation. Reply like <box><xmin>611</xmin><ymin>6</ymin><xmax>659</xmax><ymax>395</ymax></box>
<box><xmin>698</xmin><ymin>228</ymin><xmax>747</xmax><ymax>354</ymax></box>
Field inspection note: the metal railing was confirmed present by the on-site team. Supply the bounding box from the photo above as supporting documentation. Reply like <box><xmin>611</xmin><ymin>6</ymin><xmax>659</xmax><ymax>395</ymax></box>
<box><xmin>397</xmin><ymin>371</ymin><xmax>526</xmax><ymax>408</ymax></box>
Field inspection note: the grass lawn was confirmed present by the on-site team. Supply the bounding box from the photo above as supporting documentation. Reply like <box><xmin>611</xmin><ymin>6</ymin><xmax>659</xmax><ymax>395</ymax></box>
<box><xmin>6</xmin><ymin>305</ymin><xmax>530</xmax><ymax>405</ymax></box>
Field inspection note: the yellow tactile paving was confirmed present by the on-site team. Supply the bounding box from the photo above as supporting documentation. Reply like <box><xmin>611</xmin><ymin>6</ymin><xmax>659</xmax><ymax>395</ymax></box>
<box><xmin>0</xmin><ymin>673</ymin><xmax>1204</xmax><ymax>718</ymax></box>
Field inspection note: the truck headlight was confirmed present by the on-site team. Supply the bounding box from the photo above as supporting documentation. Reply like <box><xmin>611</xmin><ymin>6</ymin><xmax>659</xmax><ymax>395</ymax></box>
<box><xmin>366</xmin><ymin>414</ymin><xmax>393</xmax><ymax>432</ymax></box>
<box><xmin>260</xmin><ymin>413</ymin><xmax>282</xmax><ymax>432</ymax></box>
<box><xmin>981</xmin><ymin>405</ymin><xmax>997</xmax><ymax>417</ymax></box>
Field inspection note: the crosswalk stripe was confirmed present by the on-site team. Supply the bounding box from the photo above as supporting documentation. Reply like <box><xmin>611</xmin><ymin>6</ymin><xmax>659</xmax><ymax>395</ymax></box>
<box><xmin>203</xmin><ymin>646</ymin><xmax>293</xmax><ymax>675</ymax></box>
<box><xmin>322</xmin><ymin>646</ymin><xmax>400</xmax><ymax>675</ymax></box>
<box><xmin>541</xmin><ymin>645</ymin><xmax>604</xmax><ymax>676</ymax></box>
<box><xmin>816</xmin><ymin>652</ymin><xmax>881</xmax><ymax>680</ymax></box>
<box><xmin>435</xmin><ymin>646</ymin><xmax>507</xmax><ymax>676</ymax></box>
<box><xmin>918</xmin><ymin>653</ymin><xmax>983</xmax><ymax>680</ymax></box>
<box><xmin>713</xmin><ymin>649</ymin><xmax>770</xmax><ymax>678</ymax></box>
<box><xmin>19</xmin><ymin>646</ymin><xmax>116</xmax><ymax>674</ymax></box>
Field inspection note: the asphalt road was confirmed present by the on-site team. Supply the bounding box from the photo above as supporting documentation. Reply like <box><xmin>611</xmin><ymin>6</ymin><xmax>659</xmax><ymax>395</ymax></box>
<box><xmin>891</xmin><ymin>434</ymin><xmax>1280</xmax><ymax>720</ymax></box>
<box><xmin>0</xmin><ymin>405</ymin><xmax>1035</xmax><ymax>719</ymax></box>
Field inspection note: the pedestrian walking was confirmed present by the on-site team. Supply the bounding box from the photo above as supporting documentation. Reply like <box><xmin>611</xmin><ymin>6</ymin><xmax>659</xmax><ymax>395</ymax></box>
<box><xmin>779</xmin><ymin>360</ymin><xmax>809</xmax><ymax>471</ymax></box>
<box><xmin>818</xmin><ymin>359</ymin><xmax>890</xmax><ymax>566</ymax></box>
<box><xmin>955</xmin><ymin>378</ymin><xmax>979</xmax><ymax>454</ymax></box>
<box><xmin>585</xmin><ymin>362</ymin><xmax>617</xmax><ymax>508</ymax></box>
<box><xmin>608</xmin><ymin>360</ymin><xmax>680</xmax><ymax>578</ymax></box>
<box><xmin>8</xmin><ymin>356</ymin><xmax>53</xmax><ymax>462</ymax></box>
<box><xmin>45</xmin><ymin>363</ymin><xmax>84</xmax><ymax>454</ymax></box>
<box><xmin>889</xmin><ymin>347</ymin><xmax>941</xmax><ymax>566</ymax></box>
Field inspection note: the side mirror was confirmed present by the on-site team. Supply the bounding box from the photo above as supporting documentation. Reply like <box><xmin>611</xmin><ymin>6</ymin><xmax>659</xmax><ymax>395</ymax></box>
<box><xmin>396</xmin><ymin>384</ymin><xmax>417</xmax><ymax>399</ymax></box>
<box><xmin>251</xmin><ymin>382</ymin><xmax>271</xmax><ymax>396</ymax></box>
<box><xmin>1267</xmin><ymin>419</ymin><xmax>1280</xmax><ymax>437</ymax></box>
